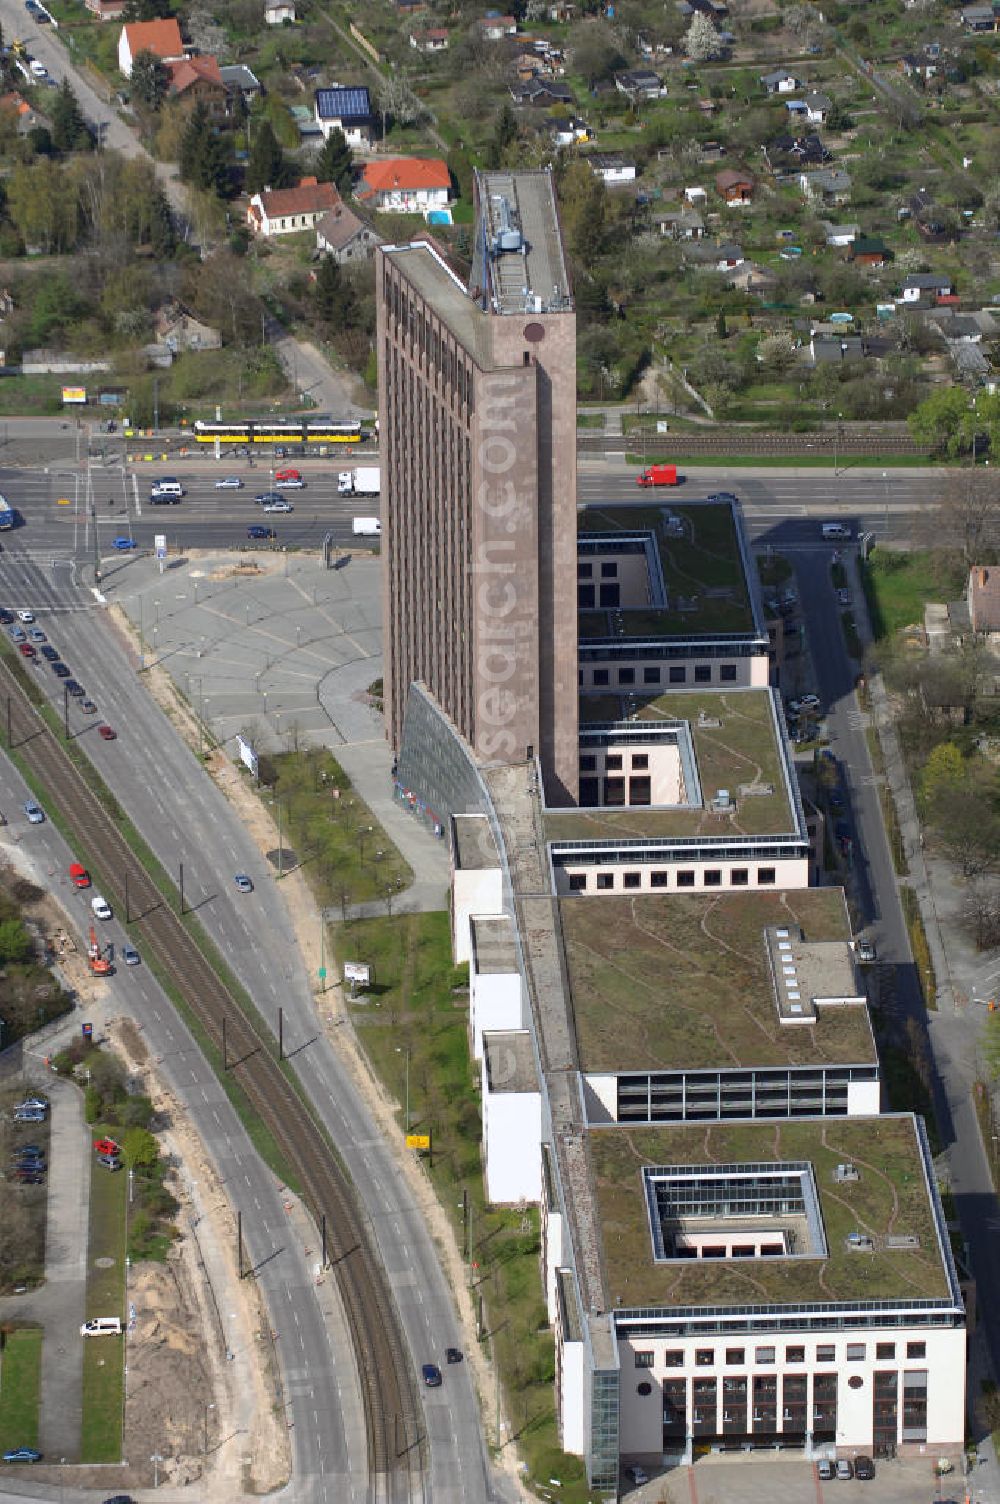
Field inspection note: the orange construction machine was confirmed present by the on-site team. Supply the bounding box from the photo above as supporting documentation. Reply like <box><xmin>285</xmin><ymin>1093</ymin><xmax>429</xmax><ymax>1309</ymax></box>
<box><xmin>88</xmin><ymin>926</ymin><xmax>112</xmax><ymax>976</ymax></box>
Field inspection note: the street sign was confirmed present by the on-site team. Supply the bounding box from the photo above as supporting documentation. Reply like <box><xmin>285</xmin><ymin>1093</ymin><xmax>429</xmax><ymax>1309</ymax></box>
<box><xmin>154</xmin><ymin>534</ymin><xmax>167</xmax><ymax>560</ymax></box>
<box><xmin>81</xmin><ymin>1022</ymin><xmax>93</xmax><ymax>1041</ymax></box>
<box><xmin>318</xmin><ymin>966</ymin><xmax>327</xmax><ymax>980</ymax></box>
<box><xmin>406</xmin><ymin>1134</ymin><xmax>430</xmax><ymax>1150</ymax></box>
<box><xmin>236</xmin><ymin>735</ymin><xmax>258</xmax><ymax>779</ymax></box>
<box><xmin>344</xmin><ymin>960</ymin><xmax>371</xmax><ymax>986</ymax></box>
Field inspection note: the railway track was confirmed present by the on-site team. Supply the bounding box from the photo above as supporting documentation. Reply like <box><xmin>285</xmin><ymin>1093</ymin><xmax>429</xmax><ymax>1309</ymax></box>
<box><xmin>0</xmin><ymin>659</ymin><xmax>422</xmax><ymax>1496</ymax></box>
<box><xmin>576</xmin><ymin>429</ymin><xmax>928</xmax><ymax>456</ymax></box>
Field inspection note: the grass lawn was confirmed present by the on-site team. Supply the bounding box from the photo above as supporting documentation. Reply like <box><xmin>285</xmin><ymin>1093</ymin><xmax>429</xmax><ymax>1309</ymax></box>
<box><xmin>81</xmin><ymin>1135</ymin><xmax>125</xmax><ymax>1464</ymax></box>
<box><xmin>0</xmin><ymin>1329</ymin><xmax>42</xmax><ymax>1451</ymax></box>
<box><xmin>342</xmin><ymin>912</ymin><xmax>591</xmax><ymax>1502</ymax></box>
<box><xmin>0</xmin><ymin>375</ymin><xmax>70</xmax><ymax>417</ymax></box>
<box><xmin>268</xmin><ymin>748</ymin><xmax>412</xmax><ymax>909</ymax></box>
<box><xmin>861</xmin><ymin>549</ymin><xmax>966</xmax><ymax>640</ymax></box>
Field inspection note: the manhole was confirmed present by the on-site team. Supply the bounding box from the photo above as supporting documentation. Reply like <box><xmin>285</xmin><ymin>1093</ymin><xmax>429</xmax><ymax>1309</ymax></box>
<box><xmin>266</xmin><ymin>847</ymin><xmax>297</xmax><ymax>870</ymax></box>
<box><xmin>94</xmin><ymin>1256</ymin><xmax>115</xmax><ymax>1269</ymax></box>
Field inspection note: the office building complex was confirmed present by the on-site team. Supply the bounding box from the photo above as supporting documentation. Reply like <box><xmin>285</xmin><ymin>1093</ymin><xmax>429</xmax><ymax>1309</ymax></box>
<box><xmin>377</xmin><ymin>168</ymin><xmax>579</xmax><ymax>803</ymax></box>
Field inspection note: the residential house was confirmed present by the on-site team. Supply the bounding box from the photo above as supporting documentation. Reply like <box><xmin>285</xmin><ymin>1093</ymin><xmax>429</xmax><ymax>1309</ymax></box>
<box><xmin>898</xmin><ymin>53</ymin><xmax>939</xmax><ymax>81</ymax></box>
<box><xmin>968</xmin><ymin>566</ymin><xmax>1000</xmax><ymax>634</ymax></box>
<box><xmin>809</xmin><ymin>334</ymin><xmax>865</xmax><ymax>363</ymax></box>
<box><xmin>848</xmin><ymin>235</ymin><xmax>890</xmax><ymax>267</ymax></box>
<box><xmin>654</xmin><ymin>207</ymin><xmax>705</xmax><ymax>239</ymax></box>
<box><xmin>823</xmin><ymin>221</ymin><xmax>859</xmax><ymax>246</ymax></box>
<box><xmin>154</xmin><ymin>303</ymin><xmax>222</xmax><ymax>352</ymax></box>
<box><xmin>725</xmin><ymin>262</ymin><xmax>778</xmax><ymax>294</ymax></box>
<box><xmin>247</xmin><ymin>177</ymin><xmax>342</xmax><ymax>237</ymax></box>
<box><xmin>117</xmin><ymin>17</ymin><xmax>184</xmax><ymax>76</ymax></box>
<box><xmin>477</xmin><ymin>12</ymin><xmax>517</xmax><ymax>39</ymax></box>
<box><xmin>900</xmin><ymin>272</ymin><xmax>953</xmax><ymax>303</ymax></box>
<box><xmin>614</xmin><ymin>69</ymin><xmax>664</xmax><ymax>99</ymax></box>
<box><xmin>715</xmin><ymin>167</ymin><xmax>754</xmax><ymax>205</ymax></box>
<box><xmin>85</xmin><ymin>0</ymin><xmax>125</xmax><ymax>21</ymax></box>
<box><xmin>315</xmin><ymin>203</ymin><xmax>383</xmax><ymax>263</ymax></box>
<box><xmin>799</xmin><ymin>167</ymin><xmax>852</xmax><ymax>204</ymax></box>
<box><xmin>314</xmin><ymin>86</ymin><xmax>373</xmax><ymax>147</ymax></box>
<box><xmin>548</xmin><ymin>2</ymin><xmax>575</xmax><ymax>18</ymax></box>
<box><xmin>219</xmin><ymin>64</ymin><xmax>262</xmax><ymax>103</ymax></box>
<box><xmin>264</xmin><ymin>0</ymin><xmax>295</xmax><ymax>20</ymax></box>
<box><xmin>509</xmin><ymin>78</ymin><xmax>572</xmax><ymax>105</ymax></box>
<box><xmin>165</xmin><ymin>55</ymin><xmax>227</xmax><ymax>119</ymax></box>
<box><xmin>953</xmin><ymin>344</ymin><xmax>992</xmax><ymax>383</ymax></box>
<box><xmin>0</xmin><ymin>91</ymin><xmax>49</xmax><ymax>135</ymax></box>
<box><xmin>551</xmin><ymin>118</ymin><xmax>592</xmax><ymax>147</ymax></box>
<box><xmin>699</xmin><ymin>140</ymin><xmax>727</xmax><ymax>162</ymax></box>
<box><xmin>409</xmin><ymin>27</ymin><xmax>449</xmax><ymax>51</ymax></box>
<box><xmin>690</xmin><ymin>238</ymin><xmax>744</xmax><ymax>270</ymax></box>
<box><xmin>357</xmin><ymin>158</ymin><xmax>451</xmax><ymax>214</ymax></box>
<box><xmin>585</xmin><ymin>152</ymin><xmax>636</xmax><ymax>184</ymax></box>
<box><xmin>931</xmin><ymin>309</ymin><xmax>997</xmax><ymax>341</ymax></box>
<box><xmin>760</xmin><ymin>68</ymin><xmax>803</xmax><ymax>94</ymax></box>
<box><xmin>684</xmin><ymin>185</ymin><xmax>708</xmax><ymax>206</ymax></box>
<box><xmin>768</xmin><ymin>133</ymin><xmax>830</xmax><ymax>169</ymax></box>
<box><xmin>960</xmin><ymin>5</ymin><xmax>996</xmax><ymax>28</ymax></box>
<box><xmin>786</xmin><ymin>90</ymin><xmax>831</xmax><ymax>124</ymax></box>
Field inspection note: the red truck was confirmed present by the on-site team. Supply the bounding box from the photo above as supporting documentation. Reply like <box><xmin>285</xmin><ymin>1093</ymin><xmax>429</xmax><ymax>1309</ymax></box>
<box><xmin>636</xmin><ymin>464</ymin><xmax>678</xmax><ymax>487</ymax></box>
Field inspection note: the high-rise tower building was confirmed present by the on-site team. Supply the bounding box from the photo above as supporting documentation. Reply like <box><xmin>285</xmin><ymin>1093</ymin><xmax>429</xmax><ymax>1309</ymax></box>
<box><xmin>376</xmin><ymin>168</ymin><xmax>578</xmax><ymax>803</ymax></box>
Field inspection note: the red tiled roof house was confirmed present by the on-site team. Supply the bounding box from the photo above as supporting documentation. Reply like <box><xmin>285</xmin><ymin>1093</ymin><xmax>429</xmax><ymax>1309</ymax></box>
<box><xmin>247</xmin><ymin>177</ymin><xmax>342</xmax><ymax>237</ymax></box>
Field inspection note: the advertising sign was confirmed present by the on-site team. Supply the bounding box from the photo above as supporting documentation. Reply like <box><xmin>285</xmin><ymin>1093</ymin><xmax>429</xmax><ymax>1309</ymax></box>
<box><xmin>344</xmin><ymin>961</ymin><xmax>372</xmax><ymax>985</ymax></box>
<box><xmin>61</xmin><ymin>386</ymin><xmax>87</xmax><ymax>404</ymax></box>
<box><xmin>236</xmin><ymin>734</ymin><xmax>258</xmax><ymax>778</ymax></box>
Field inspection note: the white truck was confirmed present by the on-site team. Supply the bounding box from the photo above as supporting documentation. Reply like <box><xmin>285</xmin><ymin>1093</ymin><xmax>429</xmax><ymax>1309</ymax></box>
<box><xmin>352</xmin><ymin>517</ymin><xmax>381</xmax><ymax>537</ymax></box>
<box><xmin>338</xmin><ymin>466</ymin><xmax>380</xmax><ymax>496</ymax></box>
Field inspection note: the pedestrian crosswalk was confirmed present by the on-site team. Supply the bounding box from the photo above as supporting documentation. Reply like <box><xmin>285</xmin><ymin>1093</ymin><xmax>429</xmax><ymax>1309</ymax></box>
<box><xmin>0</xmin><ymin>550</ymin><xmax>88</xmax><ymax>614</ymax></box>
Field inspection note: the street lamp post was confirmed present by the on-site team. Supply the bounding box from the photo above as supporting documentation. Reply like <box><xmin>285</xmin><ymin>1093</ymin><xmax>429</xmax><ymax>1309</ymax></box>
<box><xmin>396</xmin><ymin>1046</ymin><xmax>410</xmax><ymax>1128</ymax></box>
<box><xmin>151</xmin><ymin>1453</ymin><xmax>163</xmax><ymax>1489</ymax></box>
<box><xmin>882</xmin><ymin>470</ymin><xmax>889</xmax><ymax>536</ymax></box>
<box><xmin>203</xmin><ymin>1402</ymin><xmax>215</xmax><ymax>1457</ymax></box>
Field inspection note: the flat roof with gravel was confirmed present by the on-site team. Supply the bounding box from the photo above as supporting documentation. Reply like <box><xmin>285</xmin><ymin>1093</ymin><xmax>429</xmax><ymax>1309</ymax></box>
<box><xmin>591</xmin><ymin>1116</ymin><xmax>954</xmax><ymax>1309</ymax></box>
<box><xmin>560</xmin><ymin>889</ymin><xmax>876</xmax><ymax>1073</ymax></box>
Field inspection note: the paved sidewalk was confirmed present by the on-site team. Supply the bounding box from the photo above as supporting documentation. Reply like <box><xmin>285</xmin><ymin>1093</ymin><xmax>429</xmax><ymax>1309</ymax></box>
<box><xmin>0</xmin><ymin>1070</ymin><xmax>90</xmax><ymax>1462</ymax></box>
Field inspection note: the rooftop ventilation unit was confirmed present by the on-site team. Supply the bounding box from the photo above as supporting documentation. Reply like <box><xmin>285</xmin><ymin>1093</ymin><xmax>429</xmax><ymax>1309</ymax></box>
<box><xmin>846</xmin><ymin>1232</ymin><xmax>874</xmax><ymax>1252</ymax></box>
<box><xmin>490</xmin><ymin>194</ymin><xmax>523</xmax><ymax>255</ymax></box>
<box><xmin>834</xmin><ymin>1163</ymin><xmax>860</xmax><ymax>1183</ymax></box>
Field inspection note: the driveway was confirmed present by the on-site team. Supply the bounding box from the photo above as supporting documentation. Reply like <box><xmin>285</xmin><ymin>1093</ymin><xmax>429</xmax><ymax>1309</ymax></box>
<box><xmin>0</xmin><ymin>1070</ymin><xmax>90</xmax><ymax>1461</ymax></box>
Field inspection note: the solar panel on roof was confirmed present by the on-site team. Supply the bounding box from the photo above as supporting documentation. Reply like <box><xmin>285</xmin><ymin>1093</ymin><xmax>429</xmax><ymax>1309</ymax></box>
<box><xmin>315</xmin><ymin>87</ymin><xmax>371</xmax><ymax>120</ymax></box>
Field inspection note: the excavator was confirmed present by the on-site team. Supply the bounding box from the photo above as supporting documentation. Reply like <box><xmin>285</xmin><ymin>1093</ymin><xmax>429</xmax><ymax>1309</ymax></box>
<box><xmin>88</xmin><ymin>925</ymin><xmax>112</xmax><ymax>977</ymax></box>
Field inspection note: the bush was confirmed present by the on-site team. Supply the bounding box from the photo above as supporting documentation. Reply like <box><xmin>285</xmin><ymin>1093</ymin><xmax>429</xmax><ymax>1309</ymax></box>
<box><xmin>121</xmin><ymin>1095</ymin><xmax>154</xmax><ymax>1130</ymax></box>
<box><xmin>84</xmin><ymin>1084</ymin><xmax>101</xmax><ymax>1123</ymax></box>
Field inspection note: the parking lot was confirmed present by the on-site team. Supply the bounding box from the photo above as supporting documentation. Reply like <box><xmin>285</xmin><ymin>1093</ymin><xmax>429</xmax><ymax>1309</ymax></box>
<box><xmin>645</xmin><ymin>1454</ymin><xmax>969</xmax><ymax>1504</ymax></box>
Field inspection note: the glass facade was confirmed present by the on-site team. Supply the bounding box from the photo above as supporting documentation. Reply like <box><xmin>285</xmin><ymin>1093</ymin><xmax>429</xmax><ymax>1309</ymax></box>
<box><xmin>615</xmin><ymin>1064</ymin><xmax>879</xmax><ymax>1123</ymax></box>
<box><xmin>589</xmin><ymin>1368</ymin><xmax>620</xmax><ymax>1492</ymax></box>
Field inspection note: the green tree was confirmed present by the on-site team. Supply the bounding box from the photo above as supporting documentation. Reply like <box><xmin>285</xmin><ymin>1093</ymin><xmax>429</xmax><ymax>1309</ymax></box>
<box><xmin>315</xmin><ymin>254</ymin><xmax>356</xmax><ymax>328</ymax></box>
<box><xmin>314</xmin><ymin>127</ymin><xmax>353</xmax><ymax>195</ymax></box>
<box><xmin>0</xmin><ymin>916</ymin><xmax>32</xmax><ymax>965</ymax></box>
<box><xmin>149</xmin><ymin>188</ymin><xmax>175</xmax><ymax>255</ymax></box>
<box><xmin>716</xmin><ymin>310</ymin><xmax>728</xmax><ymax>340</ymax></box>
<box><xmin>908</xmin><ymin>386</ymin><xmax>972</xmax><ymax>458</ymax></box>
<box><xmin>179</xmin><ymin>103</ymin><xmax>228</xmax><ymax>195</ymax></box>
<box><xmin>245</xmin><ymin>119</ymin><xmax>290</xmax><ymax>194</ymax></box>
<box><xmin>122</xmin><ymin>1126</ymin><xmax>158</xmax><ymax>1169</ymax></box>
<box><xmin>123</xmin><ymin>0</ymin><xmax>167</xmax><ymax>19</ymax></box>
<box><xmin>487</xmin><ymin>103</ymin><xmax>518</xmax><ymax>169</ymax></box>
<box><xmin>921</xmin><ymin>742</ymin><xmax>964</xmax><ymax>809</ymax></box>
<box><xmin>129</xmin><ymin>49</ymin><xmax>169</xmax><ymax>112</ymax></box>
<box><xmin>50</xmin><ymin>79</ymin><xmax>89</xmax><ymax>152</ymax></box>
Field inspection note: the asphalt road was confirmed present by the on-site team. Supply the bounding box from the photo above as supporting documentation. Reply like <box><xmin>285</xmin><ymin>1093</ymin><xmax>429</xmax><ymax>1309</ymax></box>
<box><xmin>8</xmin><ymin>597</ymin><xmax>499</xmax><ymax>1504</ymax></box>
<box><xmin>0</xmin><ymin>752</ymin><xmax>363</xmax><ymax>1502</ymax></box>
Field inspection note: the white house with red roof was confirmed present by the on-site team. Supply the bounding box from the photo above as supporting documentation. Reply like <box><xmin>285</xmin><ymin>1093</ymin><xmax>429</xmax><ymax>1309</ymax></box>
<box><xmin>118</xmin><ymin>17</ymin><xmax>184</xmax><ymax>75</ymax></box>
<box><xmin>247</xmin><ymin>177</ymin><xmax>342</xmax><ymax>237</ymax></box>
<box><xmin>357</xmin><ymin>158</ymin><xmax>450</xmax><ymax>214</ymax></box>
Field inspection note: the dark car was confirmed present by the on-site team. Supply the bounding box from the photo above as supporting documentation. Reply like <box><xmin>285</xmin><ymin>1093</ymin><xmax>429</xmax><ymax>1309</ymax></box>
<box><xmin>13</xmin><ymin>1168</ymin><xmax>44</xmax><ymax>1183</ymax></box>
<box><xmin>445</xmin><ymin>1347</ymin><xmax>463</xmax><ymax>1364</ymax></box>
<box><xmin>247</xmin><ymin>525</ymin><xmax>276</xmax><ymax>540</ymax></box>
<box><xmin>421</xmin><ymin>1363</ymin><xmax>442</xmax><ymax>1387</ymax></box>
<box><xmin>103</xmin><ymin>1496</ymin><xmax>136</xmax><ymax>1504</ymax></box>
<box><xmin>0</xmin><ymin>609</ymin><xmax>11</xmax><ymax>624</ymax></box>
<box><xmin>65</xmin><ymin>679</ymin><xmax>85</xmax><ymax>697</ymax></box>
<box><xmin>40</xmin><ymin>645</ymin><xmax>58</xmax><ymax>661</ymax></box>
<box><xmin>854</xmin><ymin>1456</ymin><xmax>875</xmax><ymax>1480</ymax></box>
<box><xmin>51</xmin><ymin>661</ymin><xmax>70</xmax><ymax>677</ymax></box>
<box><xmin>254</xmin><ymin>492</ymin><xmax>284</xmax><ymax>506</ymax></box>
<box><xmin>98</xmin><ymin>724</ymin><xmax>117</xmax><ymax>741</ymax></box>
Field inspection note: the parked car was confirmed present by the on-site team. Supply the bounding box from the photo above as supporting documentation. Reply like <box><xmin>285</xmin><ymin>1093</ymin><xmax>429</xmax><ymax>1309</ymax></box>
<box><xmin>40</xmin><ymin>645</ymin><xmax>58</xmax><ymax>661</ymax></box>
<box><xmin>9</xmin><ymin>627</ymin><xmax>25</xmax><ymax>643</ymax></box>
<box><xmin>816</xmin><ymin>1459</ymin><xmax>835</xmax><ymax>1481</ymax></box>
<box><xmin>23</xmin><ymin>801</ymin><xmax>44</xmax><ymax>824</ymax></box>
<box><xmin>3</xmin><ymin>1447</ymin><xmax>42</xmax><ymax>1463</ymax></box>
<box><xmin>854</xmin><ymin>1456</ymin><xmax>875</xmax><ymax>1480</ymax></box>
<box><xmin>18</xmin><ymin>642</ymin><xmax>35</xmax><ymax>658</ymax></box>
<box><xmin>836</xmin><ymin>1460</ymin><xmax>854</xmax><ymax>1481</ymax></box>
<box><xmin>65</xmin><ymin>679</ymin><xmax>85</xmax><ymax>697</ymax></box>
<box><xmin>837</xmin><ymin>587</ymin><xmax>851</xmax><ymax>606</ymax></box>
<box><xmin>51</xmin><ymin>661</ymin><xmax>70</xmax><ymax>677</ymax></box>
<box><xmin>93</xmin><ymin>1138</ymin><xmax>120</xmax><ymax>1157</ymax></box>
<box><xmin>857</xmin><ymin>938</ymin><xmax>876</xmax><ymax>963</ymax></box>
<box><xmin>626</xmin><ymin>1464</ymin><xmax>648</xmax><ymax>1484</ymax></box>
<box><xmin>80</xmin><ymin>699</ymin><xmax>98</xmax><ymax>715</ymax></box>
<box><xmin>214</xmin><ymin>476</ymin><xmax>243</xmax><ymax>489</ymax></box>
<box><xmin>16</xmin><ymin>610</ymin><xmax>33</xmax><ymax>623</ymax></box>
<box><xmin>28</xmin><ymin>628</ymin><xmax>45</xmax><ymax>642</ymax></box>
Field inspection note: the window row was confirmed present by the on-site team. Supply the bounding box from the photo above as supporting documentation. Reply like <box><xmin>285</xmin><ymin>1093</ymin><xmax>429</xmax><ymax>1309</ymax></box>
<box><xmin>636</xmin><ymin>1340</ymin><xmax>927</xmax><ymax>1368</ymax></box>
<box><xmin>567</xmin><ymin>867</ymin><xmax>776</xmax><ymax>893</ymax></box>
<box><xmin>582</xmin><ymin>663</ymin><xmax>740</xmax><ymax>688</ymax></box>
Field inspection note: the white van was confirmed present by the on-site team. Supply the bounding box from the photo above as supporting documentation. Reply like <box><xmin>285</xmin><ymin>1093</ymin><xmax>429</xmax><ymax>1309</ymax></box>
<box><xmin>352</xmin><ymin>517</ymin><xmax>380</xmax><ymax>537</ymax></box>
<box><xmin>91</xmin><ymin>894</ymin><xmax>112</xmax><ymax>920</ymax></box>
<box><xmin>81</xmin><ymin>1317</ymin><xmax>122</xmax><ymax>1336</ymax></box>
<box><xmin>821</xmin><ymin>521</ymin><xmax>852</xmax><ymax>541</ymax></box>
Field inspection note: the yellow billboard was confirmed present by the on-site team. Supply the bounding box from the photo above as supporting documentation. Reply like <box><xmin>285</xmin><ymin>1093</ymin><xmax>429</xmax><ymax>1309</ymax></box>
<box><xmin>405</xmin><ymin>1133</ymin><xmax>430</xmax><ymax>1150</ymax></box>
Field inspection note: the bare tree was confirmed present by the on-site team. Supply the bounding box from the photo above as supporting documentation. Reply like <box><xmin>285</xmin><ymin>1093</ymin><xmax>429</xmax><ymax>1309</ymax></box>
<box><xmin>922</xmin><ymin>468</ymin><xmax>1000</xmax><ymax>567</ymax></box>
